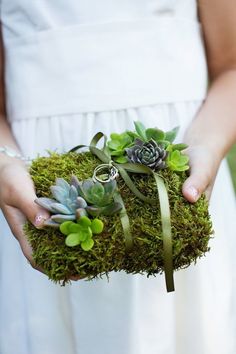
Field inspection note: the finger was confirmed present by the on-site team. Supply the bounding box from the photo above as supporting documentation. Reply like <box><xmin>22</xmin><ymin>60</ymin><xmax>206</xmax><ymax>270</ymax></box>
<box><xmin>182</xmin><ymin>157</ymin><xmax>212</xmax><ymax>203</ymax></box>
<box><xmin>9</xmin><ymin>181</ymin><xmax>50</xmax><ymax>228</ymax></box>
<box><xmin>2</xmin><ymin>204</ymin><xmax>45</xmax><ymax>273</ymax></box>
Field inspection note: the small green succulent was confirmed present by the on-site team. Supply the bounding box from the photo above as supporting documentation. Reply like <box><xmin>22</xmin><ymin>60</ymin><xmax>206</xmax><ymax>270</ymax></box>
<box><xmin>106</xmin><ymin>132</ymin><xmax>134</xmax><ymax>163</ymax></box>
<box><xmin>77</xmin><ymin>178</ymin><xmax>122</xmax><ymax>217</ymax></box>
<box><xmin>60</xmin><ymin>216</ymin><xmax>104</xmax><ymax>251</ymax></box>
<box><xmin>167</xmin><ymin>150</ymin><xmax>189</xmax><ymax>172</ymax></box>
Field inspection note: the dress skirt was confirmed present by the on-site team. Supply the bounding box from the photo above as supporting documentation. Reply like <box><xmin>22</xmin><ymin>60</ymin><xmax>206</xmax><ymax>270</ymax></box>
<box><xmin>0</xmin><ymin>101</ymin><xmax>236</xmax><ymax>354</ymax></box>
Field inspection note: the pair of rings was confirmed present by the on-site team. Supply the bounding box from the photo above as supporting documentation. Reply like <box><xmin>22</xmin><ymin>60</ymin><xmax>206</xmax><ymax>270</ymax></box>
<box><xmin>92</xmin><ymin>162</ymin><xmax>119</xmax><ymax>184</ymax></box>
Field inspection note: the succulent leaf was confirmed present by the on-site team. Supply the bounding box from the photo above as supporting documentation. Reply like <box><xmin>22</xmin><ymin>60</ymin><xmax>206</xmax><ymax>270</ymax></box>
<box><xmin>43</xmin><ymin>219</ymin><xmax>60</xmax><ymax>228</ymax></box>
<box><xmin>55</xmin><ymin>178</ymin><xmax>70</xmax><ymax>191</ymax></box>
<box><xmin>68</xmin><ymin>223</ymin><xmax>82</xmax><ymax>234</ymax></box>
<box><xmin>69</xmin><ymin>185</ymin><xmax>78</xmax><ymax>201</ymax></box>
<box><xmin>145</xmin><ymin>128</ymin><xmax>165</xmax><ymax>142</ymax></box>
<box><xmin>51</xmin><ymin>202</ymin><xmax>72</xmax><ymax>215</ymax></box>
<box><xmin>87</xmin><ymin>202</ymin><xmax>122</xmax><ymax>217</ymax></box>
<box><xmin>76</xmin><ymin>197</ymin><xmax>87</xmax><ymax>209</ymax></box>
<box><xmin>167</xmin><ymin>143</ymin><xmax>188</xmax><ymax>152</ymax></box>
<box><xmin>50</xmin><ymin>185</ymin><xmax>68</xmax><ymax>204</ymax></box>
<box><xmin>165</xmin><ymin>126</ymin><xmax>179</xmax><ymax>143</ymax></box>
<box><xmin>134</xmin><ymin>121</ymin><xmax>147</xmax><ymax>141</ymax></box>
<box><xmin>65</xmin><ymin>233</ymin><xmax>81</xmax><ymax>247</ymax></box>
<box><xmin>81</xmin><ymin>238</ymin><xmax>94</xmax><ymax>251</ymax></box>
<box><xmin>115</xmin><ymin>156</ymin><xmax>128</xmax><ymax>163</ymax></box>
<box><xmin>91</xmin><ymin>219</ymin><xmax>104</xmax><ymax>234</ymax></box>
<box><xmin>100</xmin><ymin>202</ymin><xmax>123</xmax><ymax>216</ymax></box>
<box><xmin>78</xmin><ymin>216</ymin><xmax>92</xmax><ymax>227</ymax></box>
<box><xmin>60</xmin><ymin>221</ymin><xmax>74</xmax><ymax>235</ymax></box>
<box><xmin>70</xmin><ymin>175</ymin><xmax>80</xmax><ymax>189</ymax></box>
<box><xmin>35</xmin><ymin>197</ymin><xmax>56</xmax><ymax>213</ymax></box>
<box><xmin>51</xmin><ymin>214</ymin><xmax>76</xmax><ymax>223</ymax></box>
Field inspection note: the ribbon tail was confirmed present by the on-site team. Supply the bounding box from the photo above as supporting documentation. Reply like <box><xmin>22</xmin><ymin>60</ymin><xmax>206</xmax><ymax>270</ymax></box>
<box><xmin>153</xmin><ymin>173</ymin><xmax>175</xmax><ymax>293</ymax></box>
<box><xmin>114</xmin><ymin>191</ymin><xmax>133</xmax><ymax>251</ymax></box>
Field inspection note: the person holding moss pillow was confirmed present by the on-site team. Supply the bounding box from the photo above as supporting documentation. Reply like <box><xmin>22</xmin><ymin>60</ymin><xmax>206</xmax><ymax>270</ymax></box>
<box><xmin>0</xmin><ymin>1</ymin><xmax>236</xmax><ymax>354</ymax></box>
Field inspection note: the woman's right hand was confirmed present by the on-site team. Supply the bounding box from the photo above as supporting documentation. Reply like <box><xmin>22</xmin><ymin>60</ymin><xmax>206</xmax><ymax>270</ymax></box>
<box><xmin>0</xmin><ymin>159</ymin><xmax>50</xmax><ymax>271</ymax></box>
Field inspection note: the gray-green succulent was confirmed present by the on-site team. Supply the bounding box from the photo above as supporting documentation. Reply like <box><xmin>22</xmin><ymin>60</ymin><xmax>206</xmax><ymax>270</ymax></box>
<box><xmin>76</xmin><ymin>177</ymin><xmax>122</xmax><ymax>217</ymax></box>
<box><xmin>126</xmin><ymin>138</ymin><xmax>168</xmax><ymax>171</ymax></box>
<box><xmin>35</xmin><ymin>177</ymin><xmax>88</xmax><ymax>226</ymax></box>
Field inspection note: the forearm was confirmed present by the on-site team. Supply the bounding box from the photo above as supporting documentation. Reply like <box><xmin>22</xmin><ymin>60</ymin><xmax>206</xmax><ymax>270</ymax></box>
<box><xmin>184</xmin><ymin>69</ymin><xmax>236</xmax><ymax>159</ymax></box>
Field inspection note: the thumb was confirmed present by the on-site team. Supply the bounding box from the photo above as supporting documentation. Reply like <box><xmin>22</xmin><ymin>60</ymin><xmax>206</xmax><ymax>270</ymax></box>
<box><xmin>182</xmin><ymin>172</ymin><xmax>210</xmax><ymax>203</ymax></box>
<box><xmin>15</xmin><ymin>184</ymin><xmax>50</xmax><ymax>227</ymax></box>
<box><xmin>18</xmin><ymin>197</ymin><xmax>50</xmax><ymax>228</ymax></box>
<box><xmin>182</xmin><ymin>149</ymin><xmax>213</xmax><ymax>203</ymax></box>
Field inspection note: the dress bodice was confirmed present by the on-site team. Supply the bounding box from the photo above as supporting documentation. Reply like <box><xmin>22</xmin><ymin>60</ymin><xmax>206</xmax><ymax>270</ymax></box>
<box><xmin>2</xmin><ymin>0</ymin><xmax>198</xmax><ymax>38</ymax></box>
<box><xmin>0</xmin><ymin>0</ymin><xmax>208</xmax><ymax>121</ymax></box>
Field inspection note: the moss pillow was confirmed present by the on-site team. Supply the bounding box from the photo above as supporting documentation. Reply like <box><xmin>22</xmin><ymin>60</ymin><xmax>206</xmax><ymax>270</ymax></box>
<box><xmin>24</xmin><ymin>121</ymin><xmax>213</xmax><ymax>292</ymax></box>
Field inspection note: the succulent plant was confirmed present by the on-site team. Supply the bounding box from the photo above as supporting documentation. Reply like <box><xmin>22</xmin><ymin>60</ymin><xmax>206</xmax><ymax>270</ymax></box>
<box><xmin>76</xmin><ymin>177</ymin><xmax>122</xmax><ymax>217</ymax></box>
<box><xmin>35</xmin><ymin>177</ymin><xmax>88</xmax><ymax>226</ymax></box>
<box><xmin>35</xmin><ymin>175</ymin><xmax>123</xmax><ymax>226</ymax></box>
<box><xmin>126</xmin><ymin>138</ymin><xmax>168</xmax><ymax>171</ymax></box>
<box><xmin>106</xmin><ymin>132</ymin><xmax>134</xmax><ymax>163</ymax></box>
<box><xmin>60</xmin><ymin>216</ymin><xmax>104</xmax><ymax>251</ymax></box>
<box><xmin>167</xmin><ymin>150</ymin><xmax>189</xmax><ymax>172</ymax></box>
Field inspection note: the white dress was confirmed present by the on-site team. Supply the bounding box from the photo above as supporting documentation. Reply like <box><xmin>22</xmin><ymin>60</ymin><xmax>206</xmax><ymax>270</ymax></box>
<box><xmin>1</xmin><ymin>1</ymin><xmax>236</xmax><ymax>354</ymax></box>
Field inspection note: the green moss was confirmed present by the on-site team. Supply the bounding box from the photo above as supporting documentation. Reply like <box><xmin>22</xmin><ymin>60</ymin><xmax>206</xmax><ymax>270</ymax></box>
<box><xmin>24</xmin><ymin>152</ymin><xmax>213</xmax><ymax>284</ymax></box>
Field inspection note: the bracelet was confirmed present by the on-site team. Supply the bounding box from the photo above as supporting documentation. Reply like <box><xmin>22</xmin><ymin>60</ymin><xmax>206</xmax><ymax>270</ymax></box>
<box><xmin>0</xmin><ymin>145</ymin><xmax>30</xmax><ymax>163</ymax></box>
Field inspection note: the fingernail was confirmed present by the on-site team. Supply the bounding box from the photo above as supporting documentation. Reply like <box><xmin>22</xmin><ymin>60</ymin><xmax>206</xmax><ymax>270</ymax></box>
<box><xmin>187</xmin><ymin>186</ymin><xmax>199</xmax><ymax>201</ymax></box>
<box><xmin>34</xmin><ymin>214</ymin><xmax>46</xmax><ymax>228</ymax></box>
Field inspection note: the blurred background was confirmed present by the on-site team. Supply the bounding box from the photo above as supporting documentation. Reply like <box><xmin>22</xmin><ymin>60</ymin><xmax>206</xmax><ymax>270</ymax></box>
<box><xmin>227</xmin><ymin>145</ymin><xmax>236</xmax><ymax>193</ymax></box>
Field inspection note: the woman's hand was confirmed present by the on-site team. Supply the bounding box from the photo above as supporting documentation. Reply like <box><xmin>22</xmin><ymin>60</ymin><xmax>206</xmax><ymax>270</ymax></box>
<box><xmin>182</xmin><ymin>143</ymin><xmax>222</xmax><ymax>203</ymax></box>
<box><xmin>0</xmin><ymin>159</ymin><xmax>50</xmax><ymax>271</ymax></box>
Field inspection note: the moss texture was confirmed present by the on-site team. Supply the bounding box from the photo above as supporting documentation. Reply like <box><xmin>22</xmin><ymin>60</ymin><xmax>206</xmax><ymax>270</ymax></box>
<box><xmin>24</xmin><ymin>152</ymin><xmax>213</xmax><ymax>284</ymax></box>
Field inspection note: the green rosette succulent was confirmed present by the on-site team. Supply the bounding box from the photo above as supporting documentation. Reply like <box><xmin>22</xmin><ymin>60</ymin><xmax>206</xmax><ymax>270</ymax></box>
<box><xmin>60</xmin><ymin>217</ymin><xmax>104</xmax><ymax>251</ymax></box>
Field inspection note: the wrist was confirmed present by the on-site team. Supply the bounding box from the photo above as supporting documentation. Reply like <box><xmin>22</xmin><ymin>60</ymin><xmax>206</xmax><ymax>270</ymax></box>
<box><xmin>0</xmin><ymin>153</ymin><xmax>27</xmax><ymax>171</ymax></box>
<box><xmin>0</xmin><ymin>146</ymin><xmax>30</xmax><ymax>169</ymax></box>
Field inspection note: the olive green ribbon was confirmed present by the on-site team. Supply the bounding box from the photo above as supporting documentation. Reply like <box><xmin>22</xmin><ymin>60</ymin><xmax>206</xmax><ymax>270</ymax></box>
<box><xmin>70</xmin><ymin>132</ymin><xmax>174</xmax><ymax>292</ymax></box>
<box><xmin>113</xmin><ymin>191</ymin><xmax>133</xmax><ymax>252</ymax></box>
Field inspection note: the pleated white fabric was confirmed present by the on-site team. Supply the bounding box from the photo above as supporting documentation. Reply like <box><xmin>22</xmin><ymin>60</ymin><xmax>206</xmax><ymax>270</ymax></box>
<box><xmin>0</xmin><ymin>102</ymin><xmax>236</xmax><ymax>354</ymax></box>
